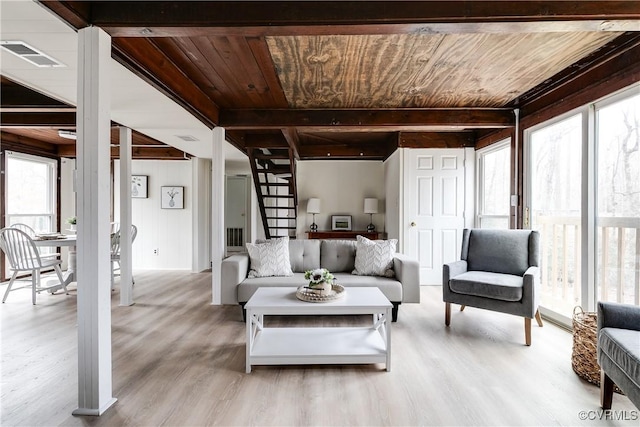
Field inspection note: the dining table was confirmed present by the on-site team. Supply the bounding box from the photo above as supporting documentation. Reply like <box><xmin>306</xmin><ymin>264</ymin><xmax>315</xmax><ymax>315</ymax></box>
<box><xmin>33</xmin><ymin>233</ymin><xmax>77</xmax><ymax>287</ymax></box>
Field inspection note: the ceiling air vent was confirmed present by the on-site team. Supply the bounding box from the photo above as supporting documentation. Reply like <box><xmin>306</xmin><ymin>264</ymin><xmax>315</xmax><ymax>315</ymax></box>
<box><xmin>0</xmin><ymin>41</ymin><xmax>65</xmax><ymax>68</ymax></box>
<box><xmin>175</xmin><ymin>135</ymin><xmax>199</xmax><ymax>142</ymax></box>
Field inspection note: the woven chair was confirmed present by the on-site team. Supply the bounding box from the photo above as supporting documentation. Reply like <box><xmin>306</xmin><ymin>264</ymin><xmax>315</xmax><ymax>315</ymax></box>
<box><xmin>110</xmin><ymin>224</ymin><xmax>137</xmax><ymax>288</ymax></box>
<box><xmin>0</xmin><ymin>227</ymin><xmax>67</xmax><ymax>304</ymax></box>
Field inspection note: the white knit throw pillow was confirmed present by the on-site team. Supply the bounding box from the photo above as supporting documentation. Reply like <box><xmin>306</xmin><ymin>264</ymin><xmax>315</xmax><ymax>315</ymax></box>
<box><xmin>247</xmin><ymin>236</ymin><xmax>293</xmax><ymax>278</ymax></box>
<box><xmin>352</xmin><ymin>235</ymin><xmax>397</xmax><ymax>277</ymax></box>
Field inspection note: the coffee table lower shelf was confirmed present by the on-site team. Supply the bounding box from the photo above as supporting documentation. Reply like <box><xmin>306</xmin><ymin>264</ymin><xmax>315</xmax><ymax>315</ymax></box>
<box><xmin>248</xmin><ymin>327</ymin><xmax>387</xmax><ymax>371</ymax></box>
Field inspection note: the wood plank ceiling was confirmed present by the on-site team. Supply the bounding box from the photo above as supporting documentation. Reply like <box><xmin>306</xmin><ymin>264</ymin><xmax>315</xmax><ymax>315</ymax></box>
<box><xmin>13</xmin><ymin>1</ymin><xmax>640</xmax><ymax>160</ymax></box>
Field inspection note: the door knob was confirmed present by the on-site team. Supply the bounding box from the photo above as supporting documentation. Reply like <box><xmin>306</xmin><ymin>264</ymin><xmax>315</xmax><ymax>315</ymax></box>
<box><xmin>410</xmin><ymin>221</ymin><xmax>417</xmax><ymax>227</ymax></box>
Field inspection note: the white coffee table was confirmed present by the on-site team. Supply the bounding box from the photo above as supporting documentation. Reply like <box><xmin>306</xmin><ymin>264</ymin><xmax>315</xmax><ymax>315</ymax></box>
<box><xmin>245</xmin><ymin>287</ymin><xmax>392</xmax><ymax>373</ymax></box>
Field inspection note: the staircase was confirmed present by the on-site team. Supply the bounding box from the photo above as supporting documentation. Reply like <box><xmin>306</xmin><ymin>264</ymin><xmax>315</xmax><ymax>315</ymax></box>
<box><xmin>247</xmin><ymin>147</ymin><xmax>298</xmax><ymax>239</ymax></box>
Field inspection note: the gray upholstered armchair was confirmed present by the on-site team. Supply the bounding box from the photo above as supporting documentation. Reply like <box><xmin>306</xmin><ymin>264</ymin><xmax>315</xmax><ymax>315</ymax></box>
<box><xmin>597</xmin><ymin>302</ymin><xmax>640</xmax><ymax>410</ymax></box>
<box><xmin>443</xmin><ymin>228</ymin><xmax>543</xmax><ymax>346</ymax></box>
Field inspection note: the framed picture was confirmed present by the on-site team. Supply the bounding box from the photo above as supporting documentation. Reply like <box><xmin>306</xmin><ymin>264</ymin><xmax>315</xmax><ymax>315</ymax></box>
<box><xmin>331</xmin><ymin>215</ymin><xmax>352</xmax><ymax>231</ymax></box>
<box><xmin>131</xmin><ymin>175</ymin><xmax>148</xmax><ymax>198</ymax></box>
<box><xmin>161</xmin><ymin>186</ymin><xmax>184</xmax><ymax>209</ymax></box>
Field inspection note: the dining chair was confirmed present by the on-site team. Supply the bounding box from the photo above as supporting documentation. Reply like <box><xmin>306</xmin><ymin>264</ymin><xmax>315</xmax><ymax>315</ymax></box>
<box><xmin>0</xmin><ymin>228</ymin><xmax>67</xmax><ymax>304</ymax></box>
<box><xmin>9</xmin><ymin>223</ymin><xmax>60</xmax><ymax>261</ymax></box>
<box><xmin>10</xmin><ymin>223</ymin><xmax>36</xmax><ymax>236</ymax></box>
<box><xmin>110</xmin><ymin>224</ymin><xmax>137</xmax><ymax>288</ymax></box>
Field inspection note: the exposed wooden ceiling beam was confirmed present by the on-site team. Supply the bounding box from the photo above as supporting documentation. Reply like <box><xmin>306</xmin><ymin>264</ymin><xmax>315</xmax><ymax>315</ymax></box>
<box><xmin>101</xmin><ymin>21</ymin><xmax>640</xmax><ymax>37</ymax></box>
<box><xmin>42</xmin><ymin>1</ymin><xmax>640</xmax><ymax>36</ymax></box>
<box><xmin>1</xmin><ymin>79</ymin><xmax>72</xmax><ymax>109</ymax></box>
<box><xmin>243</xmin><ymin>133</ymin><xmax>289</xmax><ymax>149</ymax></box>
<box><xmin>299</xmin><ymin>144</ymin><xmax>389</xmax><ymax>160</ymax></box>
<box><xmin>1</xmin><ymin>108</ymin><xmax>76</xmax><ymax>113</ymax></box>
<box><xmin>281</xmin><ymin>128</ymin><xmax>300</xmax><ymax>160</ymax></box>
<box><xmin>398</xmin><ymin>132</ymin><xmax>475</xmax><ymax>148</ymax></box>
<box><xmin>220</xmin><ymin>109</ymin><xmax>514</xmax><ymax>130</ymax></box>
<box><xmin>56</xmin><ymin>144</ymin><xmax>187</xmax><ymax>159</ymax></box>
<box><xmin>0</xmin><ymin>112</ymin><xmax>76</xmax><ymax>127</ymax></box>
<box><xmin>1</xmin><ymin>131</ymin><xmax>58</xmax><ymax>156</ymax></box>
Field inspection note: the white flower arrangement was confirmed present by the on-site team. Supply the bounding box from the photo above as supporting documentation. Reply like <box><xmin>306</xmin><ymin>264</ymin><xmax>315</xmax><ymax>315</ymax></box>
<box><xmin>304</xmin><ymin>268</ymin><xmax>334</xmax><ymax>285</ymax></box>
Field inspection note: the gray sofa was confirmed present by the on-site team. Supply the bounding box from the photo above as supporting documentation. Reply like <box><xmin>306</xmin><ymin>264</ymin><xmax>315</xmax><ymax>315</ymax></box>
<box><xmin>221</xmin><ymin>239</ymin><xmax>420</xmax><ymax>321</ymax></box>
<box><xmin>597</xmin><ymin>302</ymin><xmax>640</xmax><ymax>410</ymax></box>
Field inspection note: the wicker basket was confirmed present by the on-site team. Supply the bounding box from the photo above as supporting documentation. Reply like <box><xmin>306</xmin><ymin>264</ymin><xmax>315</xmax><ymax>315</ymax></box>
<box><xmin>571</xmin><ymin>306</ymin><xmax>623</xmax><ymax>394</ymax></box>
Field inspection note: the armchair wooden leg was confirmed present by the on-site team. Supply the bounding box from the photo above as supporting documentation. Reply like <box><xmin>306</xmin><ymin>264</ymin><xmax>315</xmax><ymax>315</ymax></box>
<box><xmin>525</xmin><ymin>317</ymin><xmax>532</xmax><ymax>346</ymax></box>
<box><xmin>535</xmin><ymin>309</ymin><xmax>543</xmax><ymax>327</ymax></box>
<box><xmin>460</xmin><ymin>305</ymin><xmax>466</xmax><ymax>312</ymax></box>
<box><xmin>445</xmin><ymin>302</ymin><xmax>451</xmax><ymax>326</ymax></box>
<box><xmin>601</xmin><ymin>370</ymin><xmax>614</xmax><ymax>409</ymax></box>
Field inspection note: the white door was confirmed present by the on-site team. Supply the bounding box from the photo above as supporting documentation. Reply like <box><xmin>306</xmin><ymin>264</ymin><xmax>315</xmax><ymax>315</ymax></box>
<box><xmin>404</xmin><ymin>149</ymin><xmax>467</xmax><ymax>285</ymax></box>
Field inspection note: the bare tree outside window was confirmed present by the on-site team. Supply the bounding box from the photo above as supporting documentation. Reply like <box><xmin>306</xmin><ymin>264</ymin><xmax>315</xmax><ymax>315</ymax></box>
<box><xmin>530</xmin><ymin>114</ymin><xmax>583</xmax><ymax>317</ymax></box>
<box><xmin>597</xmin><ymin>92</ymin><xmax>640</xmax><ymax>306</ymax></box>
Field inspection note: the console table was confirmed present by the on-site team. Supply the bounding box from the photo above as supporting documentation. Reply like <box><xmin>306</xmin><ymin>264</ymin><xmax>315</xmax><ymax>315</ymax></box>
<box><xmin>307</xmin><ymin>231</ymin><xmax>380</xmax><ymax>240</ymax></box>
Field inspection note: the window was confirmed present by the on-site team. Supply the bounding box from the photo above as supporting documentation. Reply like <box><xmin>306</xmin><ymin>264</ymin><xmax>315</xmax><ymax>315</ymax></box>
<box><xmin>596</xmin><ymin>89</ymin><xmax>640</xmax><ymax>306</ymax></box>
<box><xmin>524</xmin><ymin>84</ymin><xmax>640</xmax><ymax>325</ymax></box>
<box><xmin>526</xmin><ymin>113</ymin><xmax>583</xmax><ymax>319</ymax></box>
<box><xmin>476</xmin><ymin>139</ymin><xmax>510</xmax><ymax>229</ymax></box>
<box><xmin>5</xmin><ymin>151</ymin><xmax>57</xmax><ymax>232</ymax></box>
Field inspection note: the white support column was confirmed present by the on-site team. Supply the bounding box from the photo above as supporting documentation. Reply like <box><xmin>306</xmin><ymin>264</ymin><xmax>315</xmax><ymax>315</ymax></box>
<box><xmin>73</xmin><ymin>27</ymin><xmax>116</xmax><ymax>416</ymax></box>
<box><xmin>119</xmin><ymin>127</ymin><xmax>133</xmax><ymax>306</ymax></box>
<box><xmin>211</xmin><ymin>127</ymin><xmax>225</xmax><ymax>304</ymax></box>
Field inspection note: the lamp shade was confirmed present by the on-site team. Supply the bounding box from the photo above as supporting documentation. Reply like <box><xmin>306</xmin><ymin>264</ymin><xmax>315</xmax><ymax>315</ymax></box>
<box><xmin>364</xmin><ymin>198</ymin><xmax>378</xmax><ymax>214</ymax></box>
<box><xmin>307</xmin><ymin>198</ymin><xmax>321</xmax><ymax>214</ymax></box>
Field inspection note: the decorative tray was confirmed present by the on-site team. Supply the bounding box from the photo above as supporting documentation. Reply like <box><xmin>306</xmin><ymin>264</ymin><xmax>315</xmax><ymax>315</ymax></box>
<box><xmin>296</xmin><ymin>284</ymin><xmax>345</xmax><ymax>303</ymax></box>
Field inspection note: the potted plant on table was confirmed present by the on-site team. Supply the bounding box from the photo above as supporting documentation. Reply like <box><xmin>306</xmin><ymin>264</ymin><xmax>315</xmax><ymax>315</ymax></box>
<box><xmin>304</xmin><ymin>268</ymin><xmax>335</xmax><ymax>296</ymax></box>
<box><xmin>66</xmin><ymin>216</ymin><xmax>77</xmax><ymax>232</ymax></box>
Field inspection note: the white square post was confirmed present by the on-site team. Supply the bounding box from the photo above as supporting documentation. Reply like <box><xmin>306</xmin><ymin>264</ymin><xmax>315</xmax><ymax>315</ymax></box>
<box><xmin>119</xmin><ymin>126</ymin><xmax>133</xmax><ymax>306</ymax></box>
<box><xmin>211</xmin><ymin>127</ymin><xmax>225</xmax><ymax>304</ymax></box>
<box><xmin>73</xmin><ymin>26</ymin><xmax>116</xmax><ymax>416</ymax></box>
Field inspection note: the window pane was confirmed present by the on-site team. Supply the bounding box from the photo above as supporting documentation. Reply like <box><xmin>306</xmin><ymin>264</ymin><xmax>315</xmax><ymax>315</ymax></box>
<box><xmin>7</xmin><ymin>215</ymin><xmax>52</xmax><ymax>233</ymax></box>
<box><xmin>530</xmin><ymin>114</ymin><xmax>582</xmax><ymax>316</ymax></box>
<box><xmin>596</xmin><ymin>92</ymin><xmax>640</xmax><ymax>305</ymax></box>
<box><xmin>7</xmin><ymin>157</ymin><xmax>51</xmax><ymax>214</ymax></box>
<box><xmin>479</xmin><ymin>216</ymin><xmax>510</xmax><ymax>229</ymax></box>
<box><xmin>482</xmin><ymin>146</ymin><xmax>510</xmax><ymax>216</ymax></box>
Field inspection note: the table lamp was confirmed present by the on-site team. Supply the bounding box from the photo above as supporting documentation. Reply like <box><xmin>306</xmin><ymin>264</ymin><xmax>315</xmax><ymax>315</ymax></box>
<box><xmin>307</xmin><ymin>198</ymin><xmax>321</xmax><ymax>232</ymax></box>
<box><xmin>364</xmin><ymin>198</ymin><xmax>378</xmax><ymax>232</ymax></box>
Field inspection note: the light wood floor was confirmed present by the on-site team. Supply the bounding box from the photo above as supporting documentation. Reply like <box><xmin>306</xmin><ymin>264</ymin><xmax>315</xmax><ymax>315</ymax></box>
<box><xmin>1</xmin><ymin>271</ymin><xmax>637</xmax><ymax>426</ymax></box>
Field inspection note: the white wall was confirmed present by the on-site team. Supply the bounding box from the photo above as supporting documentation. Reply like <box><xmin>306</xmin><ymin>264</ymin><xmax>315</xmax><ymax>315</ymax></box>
<box><xmin>114</xmin><ymin>159</ymin><xmax>193</xmax><ymax>270</ymax></box>
<box><xmin>384</xmin><ymin>149</ymin><xmax>402</xmax><ymax>248</ymax></box>
<box><xmin>296</xmin><ymin>160</ymin><xmax>385</xmax><ymax>238</ymax></box>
